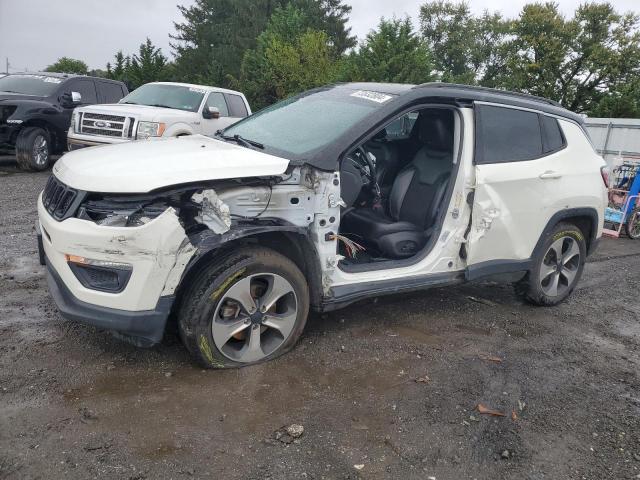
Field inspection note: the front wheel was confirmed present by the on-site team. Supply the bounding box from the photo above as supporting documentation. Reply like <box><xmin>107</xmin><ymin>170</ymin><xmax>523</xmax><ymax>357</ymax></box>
<box><xmin>624</xmin><ymin>207</ymin><xmax>640</xmax><ymax>239</ymax></box>
<box><xmin>15</xmin><ymin>127</ymin><xmax>51</xmax><ymax>171</ymax></box>
<box><xmin>178</xmin><ymin>247</ymin><xmax>309</xmax><ymax>368</ymax></box>
<box><xmin>515</xmin><ymin>222</ymin><xmax>586</xmax><ymax>306</ymax></box>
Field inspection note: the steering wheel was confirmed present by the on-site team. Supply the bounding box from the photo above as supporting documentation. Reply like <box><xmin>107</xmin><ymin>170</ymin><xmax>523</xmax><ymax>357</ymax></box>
<box><xmin>355</xmin><ymin>146</ymin><xmax>380</xmax><ymax>203</ymax></box>
<box><xmin>349</xmin><ymin>147</ymin><xmax>381</xmax><ymax>200</ymax></box>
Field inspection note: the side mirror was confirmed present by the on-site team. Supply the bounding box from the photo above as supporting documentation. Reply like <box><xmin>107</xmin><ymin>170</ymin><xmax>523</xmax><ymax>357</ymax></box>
<box><xmin>62</xmin><ymin>91</ymin><xmax>82</xmax><ymax>107</ymax></box>
<box><xmin>203</xmin><ymin>106</ymin><xmax>220</xmax><ymax>119</ymax></box>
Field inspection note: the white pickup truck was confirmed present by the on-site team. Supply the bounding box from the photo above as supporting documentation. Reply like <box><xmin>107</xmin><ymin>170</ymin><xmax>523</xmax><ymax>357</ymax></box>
<box><xmin>67</xmin><ymin>82</ymin><xmax>251</xmax><ymax>150</ymax></box>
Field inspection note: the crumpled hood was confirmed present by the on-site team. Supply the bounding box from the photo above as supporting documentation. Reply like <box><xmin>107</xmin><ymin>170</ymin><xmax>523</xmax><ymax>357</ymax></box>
<box><xmin>76</xmin><ymin>103</ymin><xmax>196</xmax><ymax>122</ymax></box>
<box><xmin>53</xmin><ymin>135</ymin><xmax>290</xmax><ymax>193</ymax></box>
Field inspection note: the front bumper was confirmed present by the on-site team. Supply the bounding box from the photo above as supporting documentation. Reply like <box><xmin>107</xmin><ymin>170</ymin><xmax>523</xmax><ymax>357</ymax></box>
<box><xmin>37</xmin><ymin>192</ymin><xmax>195</xmax><ymax>311</ymax></box>
<box><xmin>67</xmin><ymin>131</ymin><xmax>131</xmax><ymax>150</ymax></box>
<box><xmin>46</xmin><ymin>259</ymin><xmax>174</xmax><ymax>345</ymax></box>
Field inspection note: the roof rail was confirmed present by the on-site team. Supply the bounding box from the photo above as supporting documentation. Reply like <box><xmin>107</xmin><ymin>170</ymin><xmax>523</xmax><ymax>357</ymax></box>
<box><xmin>414</xmin><ymin>82</ymin><xmax>563</xmax><ymax>108</ymax></box>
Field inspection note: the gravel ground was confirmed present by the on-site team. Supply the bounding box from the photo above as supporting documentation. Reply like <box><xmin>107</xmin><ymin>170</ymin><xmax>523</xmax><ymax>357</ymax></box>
<box><xmin>1</xmin><ymin>158</ymin><xmax>639</xmax><ymax>480</ymax></box>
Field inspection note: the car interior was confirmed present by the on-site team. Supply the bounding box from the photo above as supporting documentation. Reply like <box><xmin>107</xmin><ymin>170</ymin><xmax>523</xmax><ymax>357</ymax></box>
<box><xmin>338</xmin><ymin>107</ymin><xmax>458</xmax><ymax>267</ymax></box>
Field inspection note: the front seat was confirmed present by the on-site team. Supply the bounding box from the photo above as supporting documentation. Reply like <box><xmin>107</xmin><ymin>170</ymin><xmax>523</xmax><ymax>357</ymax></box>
<box><xmin>341</xmin><ymin>110</ymin><xmax>454</xmax><ymax>259</ymax></box>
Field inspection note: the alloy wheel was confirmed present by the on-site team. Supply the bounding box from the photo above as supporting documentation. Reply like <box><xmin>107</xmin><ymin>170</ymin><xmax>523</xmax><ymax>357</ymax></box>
<box><xmin>212</xmin><ymin>273</ymin><xmax>298</xmax><ymax>363</ymax></box>
<box><xmin>539</xmin><ymin>236</ymin><xmax>581</xmax><ymax>297</ymax></box>
<box><xmin>32</xmin><ymin>135</ymin><xmax>49</xmax><ymax>167</ymax></box>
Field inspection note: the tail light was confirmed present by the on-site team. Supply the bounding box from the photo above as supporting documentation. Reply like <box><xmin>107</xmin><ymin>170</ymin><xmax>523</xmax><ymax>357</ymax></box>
<box><xmin>600</xmin><ymin>166</ymin><xmax>610</xmax><ymax>188</ymax></box>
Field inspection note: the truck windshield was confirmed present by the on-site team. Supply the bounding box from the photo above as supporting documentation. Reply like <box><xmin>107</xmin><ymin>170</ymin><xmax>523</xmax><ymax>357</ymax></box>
<box><xmin>0</xmin><ymin>74</ymin><xmax>64</xmax><ymax>96</ymax></box>
<box><xmin>120</xmin><ymin>84</ymin><xmax>205</xmax><ymax>112</ymax></box>
<box><xmin>223</xmin><ymin>88</ymin><xmax>393</xmax><ymax>158</ymax></box>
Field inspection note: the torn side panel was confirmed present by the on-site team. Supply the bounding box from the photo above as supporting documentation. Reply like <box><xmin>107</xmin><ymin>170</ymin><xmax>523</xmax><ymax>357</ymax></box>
<box><xmin>192</xmin><ymin>189</ymin><xmax>231</xmax><ymax>234</ymax></box>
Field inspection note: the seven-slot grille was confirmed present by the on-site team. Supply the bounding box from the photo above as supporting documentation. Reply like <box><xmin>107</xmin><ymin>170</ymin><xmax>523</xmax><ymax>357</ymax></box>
<box><xmin>42</xmin><ymin>176</ymin><xmax>78</xmax><ymax>220</ymax></box>
<box><xmin>80</xmin><ymin>112</ymin><xmax>135</xmax><ymax>138</ymax></box>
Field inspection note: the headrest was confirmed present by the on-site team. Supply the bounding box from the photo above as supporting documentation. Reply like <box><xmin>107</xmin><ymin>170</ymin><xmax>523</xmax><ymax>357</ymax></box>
<box><xmin>415</xmin><ymin>110</ymin><xmax>454</xmax><ymax>152</ymax></box>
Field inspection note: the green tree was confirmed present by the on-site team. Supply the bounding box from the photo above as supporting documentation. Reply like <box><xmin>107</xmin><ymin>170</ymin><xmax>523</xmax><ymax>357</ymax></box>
<box><xmin>292</xmin><ymin>0</ymin><xmax>356</xmax><ymax>56</ymax></box>
<box><xmin>341</xmin><ymin>17</ymin><xmax>433</xmax><ymax>84</ymax></box>
<box><xmin>420</xmin><ymin>1</ymin><xmax>508</xmax><ymax>85</ymax></box>
<box><xmin>106</xmin><ymin>51</ymin><xmax>128</xmax><ymax>82</ymax></box>
<box><xmin>45</xmin><ymin>57</ymin><xmax>88</xmax><ymax>75</ymax></box>
<box><xmin>171</xmin><ymin>0</ymin><xmax>354</xmax><ymax>88</ymax></box>
<box><xmin>236</xmin><ymin>4</ymin><xmax>338</xmax><ymax>109</ymax></box>
<box><xmin>591</xmin><ymin>79</ymin><xmax>640</xmax><ymax>118</ymax></box>
<box><xmin>128</xmin><ymin>38</ymin><xmax>169</xmax><ymax>89</ymax></box>
<box><xmin>502</xmin><ymin>2</ymin><xmax>640</xmax><ymax>113</ymax></box>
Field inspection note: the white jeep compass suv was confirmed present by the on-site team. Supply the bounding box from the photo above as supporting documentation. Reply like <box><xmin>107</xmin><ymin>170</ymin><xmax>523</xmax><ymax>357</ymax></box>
<box><xmin>37</xmin><ymin>83</ymin><xmax>608</xmax><ymax>368</ymax></box>
<box><xmin>67</xmin><ymin>82</ymin><xmax>251</xmax><ymax>150</ymax></box>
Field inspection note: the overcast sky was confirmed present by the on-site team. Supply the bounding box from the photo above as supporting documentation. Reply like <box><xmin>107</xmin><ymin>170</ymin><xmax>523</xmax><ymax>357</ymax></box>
<box><xmin>0</xmin><ymin>0</ymin><xmax>638</xmax><ymax>72</ymax></box>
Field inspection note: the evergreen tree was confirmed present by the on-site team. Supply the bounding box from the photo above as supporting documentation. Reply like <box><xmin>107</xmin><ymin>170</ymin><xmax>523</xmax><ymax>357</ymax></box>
<box><xmin>171</xmin><ymin>0</ymin><xmax>354</xmax><ymax>87</ymax></box>
<box><xmin>341</xmin><ymin>17</ymin><xmax>433</xmax><ymax>84</ymax></box>
<box><xmin>236</xmin><ymin>4</ymin><xmax>338</xmax><ymax>109</ymax></box>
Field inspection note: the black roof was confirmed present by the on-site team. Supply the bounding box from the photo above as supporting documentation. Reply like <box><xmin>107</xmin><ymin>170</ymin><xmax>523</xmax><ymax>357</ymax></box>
<box><xmin>6</xmin><ymin>72</ymin><xmax>124</xmax><ymax>84</ymax></box>
<box><xmin>336</xmin><ymin>81</ymin><xmax>583</xmax><ymax>124</ymax></box>
<box><xmin>10</xmin><ymin>71</ymin><xmax>79</xmax><ymax>78</ymax></box>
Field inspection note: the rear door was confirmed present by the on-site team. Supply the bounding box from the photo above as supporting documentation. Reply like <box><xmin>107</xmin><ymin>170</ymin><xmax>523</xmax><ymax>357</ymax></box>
<box><xmin>466</xmin><ymin>103</ymin><xmax>573</xmax><ymax>276</ymax></box>
<box><xmin>96</xmin><ymin>80</ymin><xmax>126</xmax><ymax>104</ymax></box>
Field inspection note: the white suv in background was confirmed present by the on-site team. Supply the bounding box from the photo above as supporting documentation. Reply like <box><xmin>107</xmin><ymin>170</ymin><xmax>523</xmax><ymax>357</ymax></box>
<box><xmin>67</xmin><ymin>82</ymin><xmax>251</xmax><ymax>150</ymax></box>
<box><xmin>39</xmin><ymin>83</ymin><xmax>607</xmax><ymax>369</ymax></box>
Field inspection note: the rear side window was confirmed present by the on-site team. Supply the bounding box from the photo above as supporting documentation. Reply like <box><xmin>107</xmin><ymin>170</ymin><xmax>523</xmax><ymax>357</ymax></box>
<box><xmin>205</xmin><ymin>92</ymin><xmax>229</xmax><ymax>117</ymax></box>
<box><xmin>99</xmin><ymin>81</ymin><xmax>126</xmax><ymax>103</ymax></box>
<box><xmin>475</xmin><ymin>105</ymin><xmax>543</xmax><ymax>164</ymax></box>
<box><xmin>540</xmin><ymin>115</ymin><xmax>565</xmax><ymax>153</ymax></box>
<box><xmin>225</xmin><ymin>94</ymin><xmax>248</xmax><ymax>118</ymax></box>
<box><xmin>70</xmin><ymin>79</ymin><xmax>97</xmax><ymax>104</ymax></box>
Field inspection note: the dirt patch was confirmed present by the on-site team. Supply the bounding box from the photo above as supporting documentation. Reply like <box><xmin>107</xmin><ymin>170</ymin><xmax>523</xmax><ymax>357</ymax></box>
<box><xmin>1</xmin><ymin>167</ymin><xmax>639</xmax><ymax>479</ymax></box>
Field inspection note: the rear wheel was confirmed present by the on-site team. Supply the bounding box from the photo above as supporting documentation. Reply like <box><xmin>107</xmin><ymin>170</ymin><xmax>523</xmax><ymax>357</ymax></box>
<box><xmin>178</xmin><ymin>247</ymin><xmax>309</xmax><ymax>368</ymax></box>
<box><xmin>624</xmin><ymin>207</ymin><xmax>640</xmax><ymax>239</ymax></box>
<box><xmin>16</xmin><ymin>127</ymin><xmax>51</xmax><ymax>171</ymax></box>
<box><xmin>515</xmin><ymin>222</ymin><xmax>586</xmax><ymax>306</ymax></box>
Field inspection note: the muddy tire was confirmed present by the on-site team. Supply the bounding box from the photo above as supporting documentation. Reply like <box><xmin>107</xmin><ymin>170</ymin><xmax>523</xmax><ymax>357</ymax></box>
<box><xmin>177</xmin><ymin>247</ymin><xmax>309</xmax><ymax>369</ymax></box>
<box><xmin>624</xmin><ymin>207</ymin><xmax>640</xmax><ymax>239</ymax></box>
<box><xmin>515</xmin><ymin>222</ymin><xmax>586</xmax><ymax>306</ymax></box>
<box><xmin>16</xmin><ymin>127</ymin><xmax>51</xmax><ymax>171</ymax></box>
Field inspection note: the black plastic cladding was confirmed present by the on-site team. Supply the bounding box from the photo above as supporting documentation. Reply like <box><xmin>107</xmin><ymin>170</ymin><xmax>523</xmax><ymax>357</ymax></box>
<box><xmin>42</xmin><ymin>176</ymin><xmax>86</xmax><ymax>221</ymax></box>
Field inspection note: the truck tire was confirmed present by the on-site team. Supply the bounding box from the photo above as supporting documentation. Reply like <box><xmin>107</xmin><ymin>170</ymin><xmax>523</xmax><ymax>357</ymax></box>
<box><xmin>16</xmin><ymin>127</ymin><xmax>51</xmax><ymax>171</ymax></box>
<box><xmin>515</xmin><ymin>222</ymin><xmax>586</xmax><ymax>306</ymax></box>
<box><xmin>178</xmin><ymin>247</ymin><xmax>309</xmax><ymax>369</ymax></box>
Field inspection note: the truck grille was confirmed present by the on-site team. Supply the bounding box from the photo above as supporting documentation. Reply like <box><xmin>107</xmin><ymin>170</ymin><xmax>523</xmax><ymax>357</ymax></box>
<box><xmin>42</xmin><ymin>176</ymin><xmax>80</xmax><ymax>220</ymax></box>
<box><xmin>80</xmin><ymin>112</ymin><xmax>135</xmax><ymax>138</ymax></box>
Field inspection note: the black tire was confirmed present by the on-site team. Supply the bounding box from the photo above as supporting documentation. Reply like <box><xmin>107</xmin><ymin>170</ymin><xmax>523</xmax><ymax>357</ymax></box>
<box><xmin>177</xmin><ymin>247</ymin><xmax>309</xmax><ymax>369</ymax></box>
<box><xmin>15</xmin><ymin>127</ymin><xmax>51</xmax><ymax>171</ymax></box>
<box><xmin>624</xmin><ymin>207</ymin><xmax>640</xmax><ymax>239</ymax></box>
<box><xmin>515</xmin><ymin>222</ymin><xmax>586</xmax><ymax>306</ymax></box>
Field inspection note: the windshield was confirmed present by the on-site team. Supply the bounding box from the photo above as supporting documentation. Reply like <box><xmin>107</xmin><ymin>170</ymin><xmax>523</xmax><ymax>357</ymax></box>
<box><xmin>120</xmin><ymin>84</ymin><xmax>205</xmax><ymax>112</ymax></box>
<box><xmin>0</xmin><ymin>74</ymin><xmax>64</xmax><ymax>96</ymax></box>
<box><xmin>223</xmin><ymin>88</ymin><xmax>393</xmax><ymax>159</ymax></box>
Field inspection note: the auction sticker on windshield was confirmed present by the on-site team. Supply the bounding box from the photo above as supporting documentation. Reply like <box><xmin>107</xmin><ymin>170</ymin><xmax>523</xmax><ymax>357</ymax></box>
<box><xmin>350</xmin><ymin>90</ymin><xmax>393</xmax><ymax>103</ymax></box>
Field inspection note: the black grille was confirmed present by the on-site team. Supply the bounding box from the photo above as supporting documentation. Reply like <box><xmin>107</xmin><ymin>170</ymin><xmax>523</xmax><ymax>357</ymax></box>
<box><xmin>42</xmin><ymin>176</ymin><xmax>79</xmax><ymax>220</ymax></box>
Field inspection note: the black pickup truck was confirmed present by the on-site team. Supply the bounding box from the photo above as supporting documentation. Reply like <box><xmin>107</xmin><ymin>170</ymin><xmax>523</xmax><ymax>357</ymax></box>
<box><xmin>0</xmin><ymin>73</ymin><xmax>128</xmax><ymax>171</ymax></box>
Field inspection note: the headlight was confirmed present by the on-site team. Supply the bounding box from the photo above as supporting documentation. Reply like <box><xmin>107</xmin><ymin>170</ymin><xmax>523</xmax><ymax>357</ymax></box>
<box><xmin>71</xmin><ymin>110</ymin><xmax>78</xmax><ymax>132</ymax></box>
<box><xmin>136</xmin><ymin>121</ymin><xmax>166</xmax><ymax>139</ymax></box>
<box><xmin>78</xmin><ymin>197</ymin><xmax>170</xmax><ymax>227</ymax></box>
